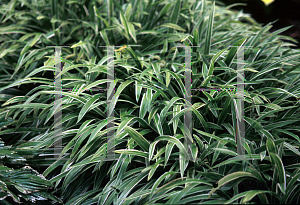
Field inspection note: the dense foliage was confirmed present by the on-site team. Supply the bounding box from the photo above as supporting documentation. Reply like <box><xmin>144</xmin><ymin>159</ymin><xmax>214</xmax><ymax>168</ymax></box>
<box><xmin>0</xmin><ymin>0</ymin><xmax>300</xmax><ymax>204</ymax></box>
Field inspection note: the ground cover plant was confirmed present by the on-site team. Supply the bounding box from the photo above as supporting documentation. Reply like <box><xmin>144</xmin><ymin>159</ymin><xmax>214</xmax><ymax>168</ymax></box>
<box><xmin>0</xmin><ymin>0</ymin><xmax>300</xmax><ymax>204</ymax></box>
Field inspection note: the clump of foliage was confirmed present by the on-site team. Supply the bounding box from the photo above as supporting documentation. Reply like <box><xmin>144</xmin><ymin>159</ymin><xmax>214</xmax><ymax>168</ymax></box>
<box><xmin>0</xmin><ymin>139</ymin><xmax>61</xmax><ymax>204</ymax></box>
<box><xmin>0</xmin><ymin>0</ymin><xmax>300</xmax><ymax>204</ymax></box>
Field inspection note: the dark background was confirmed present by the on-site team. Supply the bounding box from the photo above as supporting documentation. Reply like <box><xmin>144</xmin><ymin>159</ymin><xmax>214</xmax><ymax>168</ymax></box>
<box><xmin>220</xmin><ymin>0</ymin><xmax>300</xmax><ymax>48</ymax></box>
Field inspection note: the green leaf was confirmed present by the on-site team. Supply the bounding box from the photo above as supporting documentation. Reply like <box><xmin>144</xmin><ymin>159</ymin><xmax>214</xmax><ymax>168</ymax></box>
<box><xmin>169</xmin><ymin>0</ymin><xmax>181</xmax><ymax>33</ymax></box>
<box><xmin>266</xmin><ymin>137</ymin><xmax>276</xmax><ymax>156</ymax></box>
<box><xmin>193</xmin><ymin>128</ymin><xmax>227</xmax><ymax>144</ymax></box>
<box><xmin>6</xmin><ymin>103</ymin><xmax>49</xmax><ymax>109</ymax></box>
<box><xmin>120</xmin><ymin>12</ymin><xmax>130</xmax><ymax>40</ymax></box>
<box><xmin>283</xmin><ymin>142</ymin><xmax>300</xmax><ymax>157</ymax></box>
<box><xmin>160</xmin><ymin>96</ymin><xmax>182</xmax><ymax>125</ymax></box>
<box><xmin>100</xmin><ymin>30</ymin><xmax>110</xmax><ymax>45</ymax></box>
<box><xmin>224</xmin><ymin>190</ymin><xmax>272</xmax><ymax>204</ymax></box>
<box><xmin>156</xmin><ymin>23</ymin><xmax>185</xmax><ymax>31</ymax></box>
<box><xmin>208</xmin><ymin>171</ymin><xmax>258</xmax><ymax>199</ymax></box>
<box><xmin>149</xmin><ymin>141</ymin><xmax>159</xmax><ymax>161</ymax></box>
<box><xmin>139</xmin><ymin>89</ymin><xmax>152</xmax><ymax>119</ymax></box>
<box><xmin>213</xmin><ymin>148</ymin><xmax>237</xmax><ymax>157</ymax></box>
<box><xmin>124</xmin><ymin>126</ymin><xmax>150</xmax><ymax>152</ymax></box>
<box><xmin>114</xmin><ymin>149</ymin><xmax>148</xmax><ymax>158</ymax></box>
<box><xmin>128</xmin><ymin>22</ymin><xmax>137</xmax><ymax>43</ymax></box>
<box><xmin>179</xmin><ymin>150</ymin><xmax>189</xmax><ymax>179</ymax></box>
<box><xmin>204</xmin><ymin>2</ymin><xmax>215</xmax><ymax>56</ymax></box>
<box><xmin>77</xmin><ymin>95</ymin><xmax>99</xmax><ymax>123</ymax></box>
<box><xmin>86</xmin><ymin>118</ymin><xmax>114</xmax><ymax>147</ymax></box>
<box><xmin>269</xmin><ymin>153</ymin><xmax>286</xmax><ymax>192</ymax></box>
<box><xmin>109</xmin><ymin>80</ymin><xmax>135</xmax><ymax>116</ymax></box>
<box><xmin>125</xmin><ymin>3</ymin><xmax>132</xmax><ymax>20</ymax></box>
<box><xmin>0</xmin><ymin>44</ymin><xmax>19</xmax><ymax>58</ymax></box>
<box><xmin>148</xmin><ymin>159</ymin><xmax>163</xmax><ymax>181</ymax></box>
<box><xmin>202</xmin><ymin>47</ymin><xmax>227</xmax><ymax>87</ymax></box>
<box><xmin>154</xmin><ymin>135</ymin><xmax>189</xmax><ymax>158</ymax></box>
<box><xmin>224</xmin><ymin>38</ymin><xmax>247</xmax><ymax>66</ymax></box>
<box><xmin>0</xmin><ymin>166</ymin><xmax>13</xmax><ymax>171</ymax></box>
<box><xmin>71</xmin><ymin>40</ymin><xmax>90</xmax><ymax>48</ymax></box>
<box><xmin>149</xmin><ymin>172</ymin><xmax>177</xmax><ymax>198</ymax></box>
<box><xmin>248</xmin><ymin>22</ymin><xmax>273</xmax><ymax>47</ymax></box>
<box><xmin>164</xmin><ymin>141</ymin><xmax>176</xmax><ymax>168</ymax></box>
